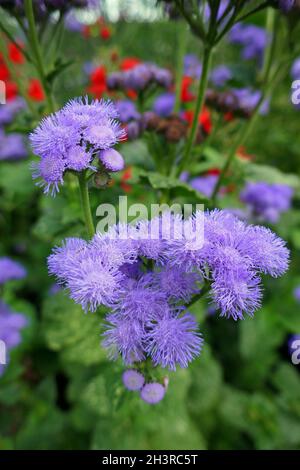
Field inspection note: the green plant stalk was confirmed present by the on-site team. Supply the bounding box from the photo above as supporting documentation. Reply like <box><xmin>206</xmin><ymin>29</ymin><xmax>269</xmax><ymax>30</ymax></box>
<box><xmin>78</xmin><ymin>173</ymin><xmax>95</xmax><ymax>239</ymax></box>
<box><xmin>24</xmin><ymin>0</ymin><xmax>56</xmax><ymax>113</ymax></box>
<box><xmin>210</xmin><ymin>10</ymin><xmax>280</xmax><ymax>205</ymax></box>
<box><xmin>177</xmin><ymin>45</ymin><xmax>213</xmax><ymax>176</ymax></box>
<box><xmin>174</xmin><ymin>22</ymin><xmax>188</xmax><ymax>113</ymax></box>
<box><xmin>261</xmin><ymin>7</ymin><xmax>276</xmax><ymax>82</ymax></box>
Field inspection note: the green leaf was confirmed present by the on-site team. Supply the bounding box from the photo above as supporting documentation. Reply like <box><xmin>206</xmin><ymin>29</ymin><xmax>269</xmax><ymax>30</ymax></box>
<box><xmin>42</xmin><ymin>292</ymin><xmax>107</xmax><ymax>366</ymax></box>
<box><xmin>136</xmin><ymin>170</ymin><xmax>208</xmax><ymax>202</ymax></box>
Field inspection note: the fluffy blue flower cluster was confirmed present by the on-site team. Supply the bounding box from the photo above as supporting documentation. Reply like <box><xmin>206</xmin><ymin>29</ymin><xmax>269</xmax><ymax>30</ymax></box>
<box><xmin>30</xmin><ymin>98</ymin><xmax>126</xmax><ymax>195</ymax></box>
<box><xmin>0</xmin><ymin>257</ymin><xmax>27</xmax><ymax>284</ymax></box>
<box><xmin>48</xmin><ymin>210</ymin><xmax>289</xmax><ymax>375</ymax></box>
<box><xmin>229</xmin><ymin>23</ymin><xmax>268</xmax><ymax>63</ymax></box>
<box><xmin>107</xmin><ymin>63</ymin><xmax>173</xmax><ymax>92</ymax></box>
<box><xmin>240</xmin><ymin>181</ymin><xmax>294</xmax><ymax>224</ymax></box>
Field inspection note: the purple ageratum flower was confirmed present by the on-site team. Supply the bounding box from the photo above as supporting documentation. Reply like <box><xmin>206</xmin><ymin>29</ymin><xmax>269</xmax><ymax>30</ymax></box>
<box><xmin>0</xmin><ymin>97</ymin><xmax>25</xmax><ymax>126</ymax></box>
<box><xmin>122</xmin><ymin>369</ymin><xmax>145</xmax><ymax>391</ymax></box>
<box><xmin>140</xmin><ymin>383</ymin><xmax>165</xmax><ymax>404</ymax></box>
<box><xmin>165</xmin><ymin>210</ymin><xmax>289</xmax><ymax>319</ymax></box>
<box><xmin>0</xmin><ymin>131</ymin><xmax>27</xmax><ymax>161</ymax></box>
<box><xmin>108</xmin><ymin>63</ymin><xmax>172</xmax><ymax>92</ymax></box>
<box><xmin>232</xmin><ymin>88</ymin><xmax>269</xmax><ymax>115</ymax></box>
<box><xmin>210</xmin><ymin>65</ymin><xmax>232</xmax><ymax>88</ymax></box>
<box><xmin>291</xmin><ymin>57</ymin><xmax>300</xmax><ymax>80</ymax></box>
<box><xmin>150</xmin><ymin>266</ymin><xmax>201</xmax><ymax>302</ymax></box>
<box><xmin>114</xmin><ymin>277</ymin><xmax>169</xmax><ymax>323</ymax></box>
<box><xmin>153</xmin><ymin>93</ymin><xmax>175</xmax><ymax>117</ymax></box>
<box><xmin>229</xmin><ymin>23</ymin><xmax>268</xmax><ymax>64</ymax></box>
<box><xmin>64</xmin><ymin>11</ymin><xmax>84</xmax><ymax>32</ymax></box>
<box><xmin>240</xmin><ymin>181</ymin><xmax>294</xmax><ymax>223</ymax></box>
<box><xmin>115</xmin><ymin>100</ymin><xmax>140</xmax><ymax>123</ymax></box>
<box><xmin>98</xmin><ymin>149</ymin><xmax>125</xmax><ymax>172</ymax></box>
<box><xmin>144</xmin><ymin>310</ymin><xmax>203</xmax><ymax>371</ymax></box>
<box><xmin>0</xmin><ymin>257</ymin><xmax>26</xmax><ymax>284</ymax></box>
<box><xmin>184</xmin><ymin>54</ymin><xmax>202</xmax><ymax>79</ymax></box>
<box><xmin>30</xmin><ymin>97</ymin><xmax>126</xmax><ymax>195</ymax></box>
<box><xmin>294</xmin><ymin>286</ymin><xmax>300</xmax><ymax>302</ymax></box>
<box><xmin>103</xmin><ymin>315</ymin><xmax>145</xmax><ymax>364</ymax></box>
<box><xmin>190</xmin><ymin>174</ymin><xmax>218</xmax><ymax>198</ymax></box>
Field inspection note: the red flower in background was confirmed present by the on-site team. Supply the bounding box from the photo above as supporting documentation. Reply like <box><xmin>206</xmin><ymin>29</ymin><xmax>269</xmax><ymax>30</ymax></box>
<box><xmin>120</xmin><ymin>166</ymin><xmax>133</xmax><ymax>193</ymax></box>
<box><xmin>8</xmin><ymin>42</ymin><xmax>24</xmax><ymax>64</ymax></box>
<box><xmin>182</xmin><ymin>107</ymin><xmax>212</xmax><ymax>134</ymax></box>
<box><xmin>0</xmin><ymin>61</ymin><xmax>10</xmax><ymax>81</ymax></box>
<box><xmin>28</xmin><ymin>79</ymin><xmax>45</xmax><ymax>101</ymax></box>
<box><xmin>120</xmin><ymin>57</ymin><xmax>141</xmax><ymax>71</ymax></box>
<box><xmin>100</xmin><ymin>26</ymin><xmax>111</xmax><ymax>40</ymax></box>
<box><xmin>87</xmin><ymin>66</ymin><xmax>107</xmax><ymax>99</ymax></box>
<box><xmin>207</xmin><ymin>168</ymin><xmax>221</xmax><ymax>176</ymax></box>
<box><xmin>5</xmin><ymin>81</ymin><xmax>18</xmax><ymax>101</ymax></box>
<box><xmin>181</xmin><ymin>76</ymin><xmax>195</xmax><ymax>102</ymax></box>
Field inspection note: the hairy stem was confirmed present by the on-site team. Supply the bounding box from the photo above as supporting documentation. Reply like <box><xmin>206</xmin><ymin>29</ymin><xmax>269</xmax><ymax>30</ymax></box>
<box><xmin>174</xmin><ymin>22</ymin><xmax>188</xmax><ymax>113</ymax></box>
<box><xmin>24</xmin><ymin>0</ymin><xmax>56</xmax><ymax>113</ymax></box>
<box><xmin>78</xmin><ymin>174</ymin><xmax>95</xmax><ymax>239</ymax></box>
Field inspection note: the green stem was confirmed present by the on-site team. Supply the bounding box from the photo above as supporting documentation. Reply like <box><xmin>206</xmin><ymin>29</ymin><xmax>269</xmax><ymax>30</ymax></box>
<box><xmin>261</xmin><ymin>8</ymin><xmax>276</xmax><ymax>82</ymax></box>
<box><xmin>78</xmin><ymin>174</ymin><xmax>95</xmax><ymax>239</ymax></box>
<box><xmin>24</xmin><ymin>0</ymin><xmax>56</xmax><ymax>113</ymax></box>
<box><xmin>174</xmin><ymin>22</ymin><xmax>188</xmax><ymax>113</ymax></box>
<box><xmin>188</xmin><ymin>281</ymin><xmax>210</xmax><ymax>309</ymax></box>
<box><xmin>177</xmin><ymin>45</ymin><xmax>213</xmax><ymax>175</ymax></box>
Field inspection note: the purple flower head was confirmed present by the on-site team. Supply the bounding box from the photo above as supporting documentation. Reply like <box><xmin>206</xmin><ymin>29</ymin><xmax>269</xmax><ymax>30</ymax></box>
<box><xmin>229</xmin><ymin>23</ymin><xmax>268</xmax><ymax>64</ymax></box>
<box><xmin>103</xmin><ymin>316</ymin><xmax>145</xmax><ymax>364</ymax></box>
<box><xmin>115</xmin><ymin>277</ymin><xmax>168</xmax><ymax>323</ymax></box>
<box><xmin>151</xmin><ymin>266</ymin><xmax>201</xmax><ymax>302</ymax></box>
<box><xmin>153</xmin><ymin>93</ymin><xmax>175</xmax><ymax>117</ymax></box>
<box><xmin>98</xmin><ymin>148</ymin><xmax>125</xmax><ymax>172</ymax></box>
<box><xmin>64</xmin><ymin>11</ymin><xmax>84</xmax><ymax>32</ymax></box>
<box><xmin>232</xmin><ymin>88</ymin><xmax>269</xmax><ymax>115</ymax></box>
<box><xmin>126</xmin><ymin>121</ymin><xmax>142</xmax><ymax>141</ymax></box>
<box><xmin>108</xmin><ymin>63</ymin><xmax>172</xmax><ymax>92</ymax></box>
<box><xmin>210</xmin><ymin>65</ymin><xmax>232</xmax><ymax>88</ymax></box>
<box><xmin>0</xmin><ymin>97</ymin><xmax>25</xmax><ymax>126</ymax></box>
<box><xmin>122</xmin><ymin>369</ymin><xmax>145</xmax><ymax>391</ymax></box>
<box><xmin>240</xmin><ymin>181</ymin><xmax>293</xmax><ymax>223</ymax></box>
<box><xmin>190</xmin><ymin>174</ymin><xmax>218</xmax><ymax>198</ymax></box>
<box><xmin>144</xmin><ymin>310</ymin><xmax>203</xmax><ymax>371</ymax></box>
<box><xmin>211</xmin><ymin>268</ymin><xmax>263</xmax><ymax>320</ymax></box>
<box><xmin>0</xmin><ymin>257</ymin><xmax>26</xmax><ymax>284</ymax></box>
<box><xmin>0</xmin><ymin>131</ymin><xmax>27</xmax><ymax>161</ymax></box>
<box><xmin>30</xmin><ymin>97</ymin><xmax>126</xmax><ymax>195</ymax></box>
<box><xmin>115</xmin><ymin>100</ymin><xmax>140</xmax><ymax>123</ymax></box>
<box><xmin>140</xmin><ymin>383</ymin><xmax>165</xmax><ymax>404</ymax></box>
<box><xmin>294</xmin><ymin>286</ymin><xmax>300</xmax><ymax>302</ymax></box>
<box><xmin>184</xmin><ymin>54</ymin><xmax>202</xmax><ymax>79</ymax></box>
